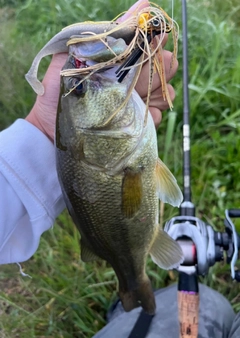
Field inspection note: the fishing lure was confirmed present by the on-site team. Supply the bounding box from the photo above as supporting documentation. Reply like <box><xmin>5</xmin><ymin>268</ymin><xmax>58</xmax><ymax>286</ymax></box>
<box><xmin>26</xmin><ymin>3</ymin><xmax>178</xmax><ymax>125</ymax></box>
<box><xmin>60</xmin><ymin>3</ymin><xmax>179</xmax><ymax>126</ymax></box>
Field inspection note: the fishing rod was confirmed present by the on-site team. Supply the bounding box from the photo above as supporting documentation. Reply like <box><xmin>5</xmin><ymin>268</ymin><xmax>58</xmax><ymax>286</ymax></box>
<box><xmin>115</xmin><ymin>3</ymin><xmax>240</xmax><ymax>337</ymax></box>
<box><xmin>121</xmin><ymin>1</ymin><xmax>240</xmax><ymax>338</ymax></box>
<box><xmin>164</xmin><ymin>0</ymin><xmax>240</xmax><ymax>337</ymax></box>
<box><xmin>178</xmin><ymin>0</ymin><xmax>199</xmax><ymax>335</ymax></box>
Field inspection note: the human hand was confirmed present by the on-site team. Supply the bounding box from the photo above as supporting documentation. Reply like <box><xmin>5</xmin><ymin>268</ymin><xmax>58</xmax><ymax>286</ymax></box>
<box><xmin>119</xmin><ymin>0</ymin><xmax>178</xmax><ymax>128</ymax></box>
<box><xmin>25</xmin><ymin>53</ymin><xmax>67</xmax><ymax>142</ymax></box>
<box><xmin>25</xmin><ymin>0</ymin><xmax>178</xmax><ymax>141</ymax></box>
<box><xmin>135</xmin><ymin>48</ymin><xmax>178</xmax><ymax>128</ymax></box>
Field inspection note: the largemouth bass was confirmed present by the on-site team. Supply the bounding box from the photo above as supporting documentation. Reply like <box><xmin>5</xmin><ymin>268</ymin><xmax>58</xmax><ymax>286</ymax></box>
<box><xmin>55</xmin><ymin>38</ymin><xmax>183</xmax><ymax>315</ymax></box>
<box><xmin>26</xmin><ymin>9</ymin><xmax>183</xmax><ymax>315</ymax></box>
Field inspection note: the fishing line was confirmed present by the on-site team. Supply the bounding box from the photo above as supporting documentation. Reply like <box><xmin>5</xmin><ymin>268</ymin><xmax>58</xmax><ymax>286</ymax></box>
<box><xmin>171</xmin><ymin>0</ymin><xmax>174</xmax><ymax>28</ymax></box>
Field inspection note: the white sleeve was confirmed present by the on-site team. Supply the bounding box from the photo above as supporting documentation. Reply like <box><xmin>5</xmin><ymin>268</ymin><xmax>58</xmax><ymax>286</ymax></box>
<box><xmin>0</xmin><ymin>119</ymin><xmax>65</xmax><ymax>264</ymax></box>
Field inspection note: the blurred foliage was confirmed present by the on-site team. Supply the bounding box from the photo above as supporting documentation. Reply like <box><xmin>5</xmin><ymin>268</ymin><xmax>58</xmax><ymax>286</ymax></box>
<box><xmin>0</xmin><ymin>0</ymin><xmax>240</xmax><ymax>336</ymax></box>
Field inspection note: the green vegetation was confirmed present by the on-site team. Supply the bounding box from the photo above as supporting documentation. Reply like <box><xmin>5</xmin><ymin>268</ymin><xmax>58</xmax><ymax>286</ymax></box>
<box><xmin>0</xmin><ymin>0</ymin><xmax>240</xmax><ymax>336</ymax></box>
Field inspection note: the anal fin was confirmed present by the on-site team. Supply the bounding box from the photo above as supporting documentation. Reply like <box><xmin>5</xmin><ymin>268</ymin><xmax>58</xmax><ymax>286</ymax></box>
<box><xmin>150</xmin><ymin>228</ymin><xmax>184</xmax><ymax>269</ymax></box>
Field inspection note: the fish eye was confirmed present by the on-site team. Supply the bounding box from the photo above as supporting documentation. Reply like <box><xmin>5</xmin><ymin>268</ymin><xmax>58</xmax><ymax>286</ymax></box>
<box><xmin>64</xmin><ymin>77</ymin><xmax>85</xmax><ymax>97</ymax></box>
<box><xmin>75</xmin><ymin>82</ymin><xmax>83</xmax><ymax>91</ymax></box>
<box><xmin>73</xmin><ymin>79</ymin><xmax>83</xmax><ymax>94</ymax></box>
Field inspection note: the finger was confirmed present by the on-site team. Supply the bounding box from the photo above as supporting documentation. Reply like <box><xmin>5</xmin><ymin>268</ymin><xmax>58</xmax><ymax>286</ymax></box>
<box><xmin>41</xmin><ymin>53</ymin><xmax>67</xmax><ymax>95</ymax></box>
<box><xmin>148</xmin><ymin>84</ymin><xmax>175</xmax><ymax>128</ymax></box>
<box><xmin>149</xmin><ymin>84</ymin><xmax>176</xmax><ymax>110</ymax></box>
<box><xmin>143</xmin><ymin>84</ymin><xmax>176</xmax><ymax>111</ymax></box>
<box><xmin>161</xmin><ymin>34</ymin><xmax>168</xmax><ymax>48</ymax></box>
<box><xmin>149</xmin><ymin>107</ymin><xmax>162</xmax><ymax>128</ymax></box>
<box><xmin>135</xmin><ymin>50</ymin><xmax>178</xmax><ymax>98</ymax></box>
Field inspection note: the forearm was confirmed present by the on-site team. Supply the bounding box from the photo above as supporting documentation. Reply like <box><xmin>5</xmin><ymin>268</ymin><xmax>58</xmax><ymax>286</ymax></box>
<box><xmin>0</xmin><ymin>119</ymin><xmax>65</xmax><ymax>264</ymax></box>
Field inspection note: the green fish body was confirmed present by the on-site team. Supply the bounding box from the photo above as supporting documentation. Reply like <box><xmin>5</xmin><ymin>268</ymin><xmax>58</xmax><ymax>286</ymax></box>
<box><xmin>56</xmin><ymin>38</ymin><xmax>183</xmax><ymax>315</ymax></box>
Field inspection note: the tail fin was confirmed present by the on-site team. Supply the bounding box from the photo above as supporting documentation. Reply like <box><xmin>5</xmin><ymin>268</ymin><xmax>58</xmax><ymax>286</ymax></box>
<box><xmin>119</xmin><ymin>278</ymin><xmax>156</xmax><ymax>315</ymax></box>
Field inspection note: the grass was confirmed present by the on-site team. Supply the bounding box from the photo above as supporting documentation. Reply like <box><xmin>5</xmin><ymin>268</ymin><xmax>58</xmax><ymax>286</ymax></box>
<box><xmin>0</xmin><ymin>0</ymin><xmax>240</xmax><ymax>336</ymax></box>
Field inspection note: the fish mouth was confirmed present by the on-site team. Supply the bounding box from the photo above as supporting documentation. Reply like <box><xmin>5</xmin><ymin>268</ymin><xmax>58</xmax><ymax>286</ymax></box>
<box><xmin>71</xmin><ymin>55</ymin><xmax>116</xmax><ymax>77</ymax></box>
<box><xmin>60</xmin><ymin>36</ymin><xmax>128</xmax><ymax>88</ymax></box>
<box><xmin>62</xmin><ymin>54</ymin><xmax>121</xmax><ymax>97</ymax></box>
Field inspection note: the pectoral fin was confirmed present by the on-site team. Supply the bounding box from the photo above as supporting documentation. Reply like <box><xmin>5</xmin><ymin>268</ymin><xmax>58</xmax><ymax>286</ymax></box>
<box><xmin>156</xmin><ymin>158</ymin><xmax>183</xmax><ymax>207</ymax></box>
<box><xmin>80</xmin><ymin>239</ymin><xmax>100</xmax><ymax>262</ymax></box>
<box><xmin>150</xmin><ymin>228</ymin><xmax>184</xmax><ymax>269</ymax></box>
<box><xmin>122</xmin><ymin>169</ymin><xmax>143</xmax><ymax>218</ymax></box>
